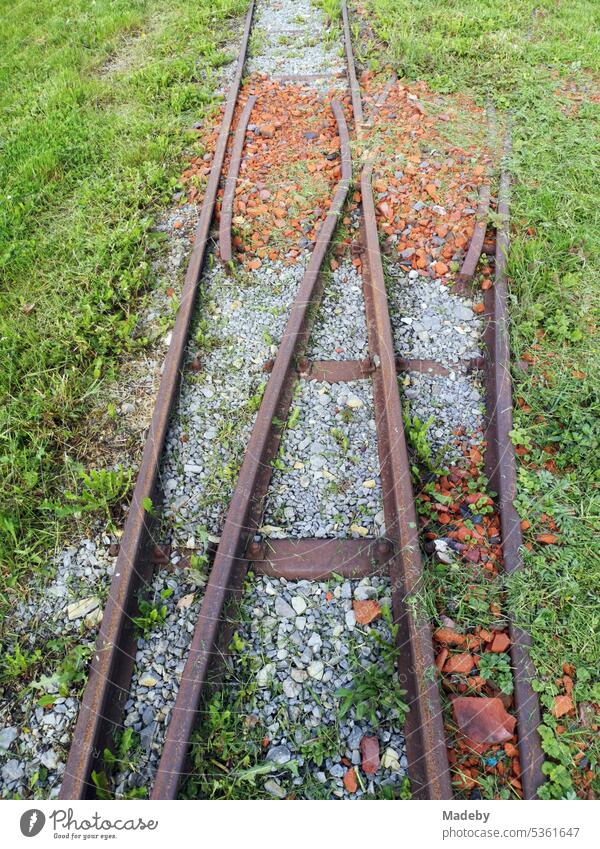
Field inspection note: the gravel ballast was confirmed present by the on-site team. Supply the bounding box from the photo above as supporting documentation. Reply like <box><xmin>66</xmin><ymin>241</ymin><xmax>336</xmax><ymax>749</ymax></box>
<box><xmin>308</xmin><ymin>261</ymin><xmax>369</xmax><ymax>361</ymax></box>
<box><xmin>401</xmin><ymin>369</ymin><xmax>485</xmax><ymax>465</ymax></box>
<box><xmin>262</xmin><ymin>379</ymin><xmax>384</xmax><ymax>539</ymax></box>
<box><xmin>247</xmin><ymin>0</ymin><xmax>345</xmax><ymax>80</ymax></box>
<box><xmin>160</xmin><ymin>258</ymin><xmax>306</xmax><ymax>544</ymax></box>
<box><xmin>386</xmin><ymin>263</ymin><xmax>486</xmax><ymax>464</ymax></box>
<box><xmin>184</xmin><ymin>575</ymin><xmax>408</xmax><ymax>799</ymax></box>
<box><xmin>387</xmin><ymin>267</ymin><xmax>483</xmax><ymax>366</ymax></box>
<box><xmin>112</xmin><ymin>570</ymin><xmax>205</xmax><ymax>797</ymax></box>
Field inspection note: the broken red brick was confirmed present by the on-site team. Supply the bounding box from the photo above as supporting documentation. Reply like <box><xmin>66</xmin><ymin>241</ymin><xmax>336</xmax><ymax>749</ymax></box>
<box><xmin>353</xmin><ymin>599</ymin><xmax>382</xmax><ymax>625</ymax></box>
<box><xmin>360</xmin><ymin>736</ymin><xmax>380</xmax><ymax>774</ymax></box>
<box><xmin>434</xmin><ymin>627</ymin><xmax>466</xmax><ymax>647</ymax></box>
<box><xmin>490</xmin><ymin>632</ymin><xmax>511</xmax><ymax>653</ymax></box>
<box><xmin>343</xmin><ymin>768</ymin><xmax>358</xmax><ymax>793</ymax></box>
<box><xmin>444</xmin><ymin>653</ymin><xmax>475</xmax><ymax>675</ymax></box>
<box><xmin>452</xmin><ymin>696</ymin><xmax>517</xmax><ymax>743</ymax></box>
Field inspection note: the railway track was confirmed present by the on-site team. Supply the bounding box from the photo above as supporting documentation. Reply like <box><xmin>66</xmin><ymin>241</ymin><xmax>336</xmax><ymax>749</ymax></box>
<box><xmin>58</xmin><ymin>0</ymin><xmax>543</xmax><ymax>801</ymax></box>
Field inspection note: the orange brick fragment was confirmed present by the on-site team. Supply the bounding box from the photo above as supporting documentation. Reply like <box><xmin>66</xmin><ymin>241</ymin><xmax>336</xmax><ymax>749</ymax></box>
<box><xmin>490</xmin><ymin>632</ymin><xmax>511</xmax><ymax>653</ymax></box>
<box><xmin>353</xmin><ymin>600</ymin><xmax>381</xmax><ymax>625</ymax></box>
<box><xmin>343</xmin><ymin>768</ymin><xmax>358</xmax><ymax>793</ymax></box>
<box><xmin>434</xmin><ymin>627</ymin><xmax>466</xmax><ymax>647</ymax></box>
<box><xmin>444</xmin><ymin>653</ymin><xmax>475</xmax><ymax>675</ymax></box>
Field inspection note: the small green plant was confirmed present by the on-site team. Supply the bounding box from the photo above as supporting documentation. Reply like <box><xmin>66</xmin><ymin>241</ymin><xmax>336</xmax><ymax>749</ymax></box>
<box><xmin>195</xmin><ymin>318</ymin><xmax>221</xmax><ymax>354</ymax></box>
<box><xmin>246</xmin><ymin>383</ymin><xmax>266</xmax><ymax>415</ymax></box>
<box><xmin>472</xmin><ymin>771</ymin><xmax>514</xmax><ymax>800</ymax></box>
<box><xmin>477</xmin><ymin>652</ymin><xmax>514</xmax><ymax>695</ymax></box>
<box><xmin>0</xmin><ymin>643</ymin><xmax>42</xmax><ymax>683</ymax></box>
<box><xmin>90</xmin><ymin>770</ymin><xmax>112</xmax><ymax>800</ymax></box>
<box><xmin>536</xmin><ymin>724</ymin><xmax>579</xmax><ymax>799</ymax></box>
<box><xmin>188</xmin><ymin>527</ymin><xmax>210</xmax><ymax>574</ymax></box>
<box><xmin>315</xmin><ymin>0</ymin><xmax>341</xmax><ymax>25</ymax></box>
<box><xmin>29</xmin><ymin>643</ymin><xmax>92</xmax><ymax>705</ymax></box>
<box><xmin>103</xmin><ymin>728</ymin><xmax>142</xmax><ymax>777</ymax></box>
<box><xmin>372</xmin><ymin>776</ymin><xmax>412</xmax><ymax>799</ymax></box>
<box><xmin>190</xmin><ymin>552</ymin><xmax>209</xmax><ymax>572</ymax></box>
<box><xmin>538</xmin><ymin>762</ymin><xmax>577</xmax><ymax>800</ymax></box>
<box><xmin>91</xmin><ymin>726</ymin><xmax>149</xmax><ymax>800</ymax></box>
<box><xmin>300</xmin><ymin>725</ymin><xmax>340</xmax><ymax>768</ymax></box>
<box><xmin>468</xmin><ymin>495</ymin><xmax>495</xmax><ymax>516</ymax></box>
<box><xmin>142</xmin><ymin>496</ymin><xmax>156</xmax><ymax>515</ymax></box>
<box><xmin>183</xmin><ymin>689</ymin><xmax>265</xmax><ymax>799</ymax></box>
<box><xmin>42</xmin><ymin>466</ymin><xmax>133</xmax><ymax>523</ymax></box>
<box><xmin>331</xmin><ymin>426</ymin><xmax>349</xmax><ymax>452</ymax></box>
<box><xmin>336</xmin><ymin>609</ymin><xmax>409</xmax><ymax>726</ymax></box>
<box><xmin>402</xmin><ymin>407</ymin><xmax>444</xmax><ymax>475</ymax></box>
<box><xmin>336</xmin><ymin>662</ymin><xmax>409</xmax><ymax>726</ymax></box>
<box><xmin>287</xmin><ymin>407</ymin><xmax>300</xmax><ymax>429</ymax></box>
<box><xmin>132</xmin><ymin>588</ymin><xmax>173</xmax><ymax>633</ymax></box>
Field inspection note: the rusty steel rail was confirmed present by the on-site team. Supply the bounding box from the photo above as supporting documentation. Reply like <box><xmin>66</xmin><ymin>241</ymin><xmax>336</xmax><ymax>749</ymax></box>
<box><xmin>456</xmin><ymin>105</ymin><xmax>495</xmax><ymax>289</ymax></box>
<box><xmin>457</xmin><ymin>182</ymin><xmax>491</xmax><ymax>284</ymax></box>
<box><xmin>299</xmin><ymin>355</ymin><xmax>374</xmax><ymax>382</ymax></box>
<box><xmin>341</xmin><ymin>1</ymin><xmax>363</xmax><ymax>129</ymax></box>
<box><xmin>483</xmin><ymin>132</ymin><xmax>544</xmax><ymax>798</ymax></box>
<box><xmin>219</xmin><ymin>95</ymin><xmax>256</xmax><ymax>264</ymax></box>
<box><xmin>59</xmin><ymin>0</ymin><xmax>256</xmax><ymax>801</ymax></box>
<box><xmin>150</xmin><ymin>100</ymin><xmax>352</xmax><ymax>799</ymax></box>
<box><xmin>340</xmin><ymin>1</ymin><xmax>451</xmax><ymax>800</ymax></box>
<box><xmin>299</xmin><ymin>355</ymin><xmax>481</xmax><ymax>382</ymax></box>
<box><xmin>361</xmin><ymin>162</ymin><xmax>453</xmax><ymax>799</ymax></box>
<box><xmin>365</xmin><ymin>72</ymin><xmax>397</xmax><ymax>127</ymax></box>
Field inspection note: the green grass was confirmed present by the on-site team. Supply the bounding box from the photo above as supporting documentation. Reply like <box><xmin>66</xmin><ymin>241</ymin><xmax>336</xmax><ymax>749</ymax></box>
<box><xmin>0</xmin><ymin>0</ymin><xmax>246</xmax><ymax>618</ymax></box>
<box><xmin>366</xmin><ymin>0</ymin><xmax>599</xmax><ymax>798</ymax></box>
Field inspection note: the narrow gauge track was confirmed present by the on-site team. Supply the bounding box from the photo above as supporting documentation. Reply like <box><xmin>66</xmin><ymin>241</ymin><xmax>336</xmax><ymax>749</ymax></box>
<box><xmin>60</xmin><ymin>0</ymin><xmax>543</xmax><ymax>800</ymax></box>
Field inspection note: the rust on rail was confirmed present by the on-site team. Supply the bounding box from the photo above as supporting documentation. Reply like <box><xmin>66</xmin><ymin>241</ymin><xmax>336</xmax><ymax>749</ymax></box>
<box><xmin>482</xmin><ymin>131</ymin><xmax>545</xmax><ymax>799</ymax></box>
<box><xmin>299</xmin><ymin>356</ymin><xmax>374</xmax><ymax>382</ymax></box>
<box><xmin>219</xmin><ymin>95</ymin><xmax>256</xmax><ymax>264</ymax></box>
<box><xmin>341</xmin><ymin>2</ymin><xmax>364</xmax><ymax>129</ymax></box>
<box><xmin>361</xmin><ymin>161</ymin><xmax>453</xmax><ymax>800</ymax></box>
<box><xmin>456</xmin><ymin>182</ymin><xmax>491</xmax><ymax>285</ymax></box>
<box><xmin>250</xmin><ymin>537</ymin><xmax>391</xmax><ymax>580</ymax></box>
<box><xmin>59</xmin><ymin>0</ymin><xmax>257</xmax><ymax>801</ymax></box>
<box><xmin>150</xmin><ymin>100</ymin><xmax>352</xmax><ymax>799</ymax></box>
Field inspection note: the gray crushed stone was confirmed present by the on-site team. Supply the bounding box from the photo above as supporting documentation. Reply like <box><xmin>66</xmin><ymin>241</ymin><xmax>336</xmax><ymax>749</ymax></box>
<box><xmin>248</xmin><ymin>0</ymin><xmax>345</xmax><ymax>82</ymax></box>
<box><xmin>401</xmin><ymin>369</ymin><xmax>484</xmax><ymax>464</ymax></box>
<box><xmin>307</xmin><ymin>261</ymin><xmax>369</xmax><ymax>360</ymax></box>
<box><xmin>112</xmin><ymin>571</ymin><xmax>205</xmax><ymax>797</ymax></box>
<box><xmin>384</xmin><ymin>261</ymin><xmax>486</xmax><ymax>463</ymax></box>
<box><xmin>387</xmin><ymin>267</ymin><xmax>482</xmax><ymax>366</ymax></box>
<box><xmin>208</xmin><ymin>575</ymin><xmax>408</xmax><ymax>799</ymax></box>
<box><xmin>160</xmin><ymin>258</ymin><xmax>306</xmax><ymax>543</ymax></box>
<box><xmin>0</xmin><ymin>530</ymin><xmax>119</xmax><ymax>798</ymax></box>
<box><xmin>262</xmin><ymin>379</ymin><xmax>384</xmax><ymax>539</ymax></box>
